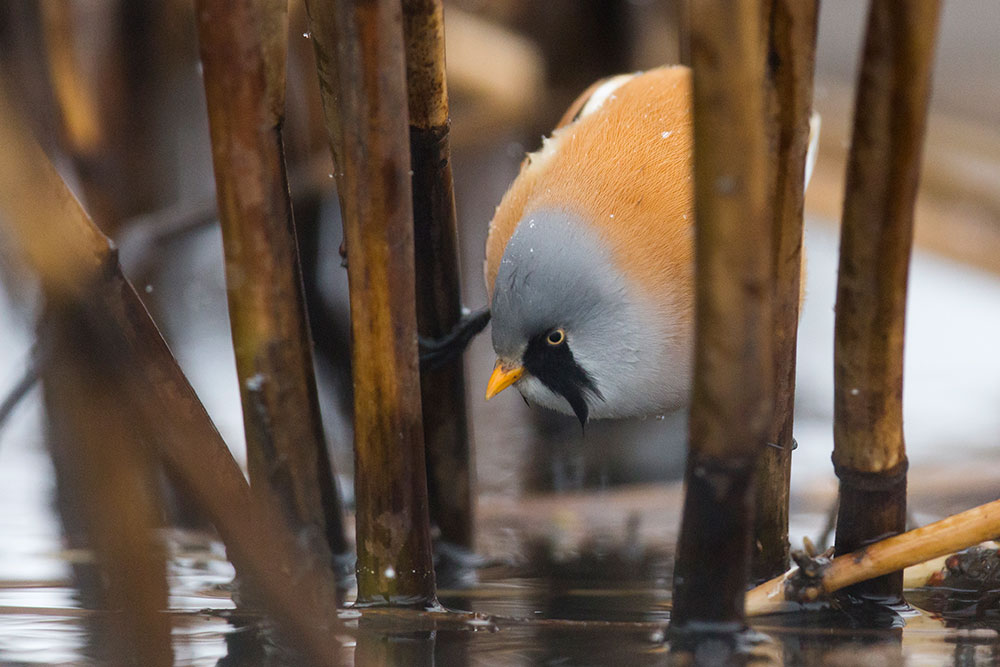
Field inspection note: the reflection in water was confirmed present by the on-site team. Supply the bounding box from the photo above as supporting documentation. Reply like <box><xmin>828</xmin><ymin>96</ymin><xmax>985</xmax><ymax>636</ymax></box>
<box><xmin>1</xmin><ymin>464</ymin><xmax>999</xmax><ymax>665</ymax></box>
<box><xmin>354</xmin><ymin>628</ymin><xmax>437</xmax><ymax>667</ymax></box>
<box><xmin>216</xmin><ymin>623</ymin><xmax>268</xmax><ymax>667</ymax></box>
<box><xmin>761</xmin><ymin>605</ymin><xmax>906</xmax><ymax>667</ymax></box>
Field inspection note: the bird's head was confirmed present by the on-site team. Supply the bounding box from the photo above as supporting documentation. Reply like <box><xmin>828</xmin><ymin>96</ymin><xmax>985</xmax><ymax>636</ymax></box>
<box><xmin>486</xmin><ymin>209</ymin><xmax>681</xmax><ymax>426</ymax></box>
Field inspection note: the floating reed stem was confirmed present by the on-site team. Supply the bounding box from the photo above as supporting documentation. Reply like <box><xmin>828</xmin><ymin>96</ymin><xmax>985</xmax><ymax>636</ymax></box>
<box><xmin>0</xmin><ymin>94</ymin><xmax>341</xmax><ymax>665</ymax></box>
<box><xmin>670</xmin><ymin>1</ymin><xmax>772</xmax><ymax>631</ymax></box>
<box><xmin>402</xmin><ymin>0</ymin><xmax>475</xmax><ymax>550</ymax></box>
<box><xmin>832</xmin><ymin>0</ymin><xmax>941</xmax><ymax>602</ymax></box>
<box><xmin>747</xmin><ymin>498</ymin><xmax>1000</xmax><ymax>616</ymax></box>
<box><xmin>752</xmin><ymin>0</ymin><xmax>819</xmax><ymax>582</ymax></box>
<box><xmin>42</xmin><ymin>301</ymin><xmax>172</xmax><ymax>667</ymax></box>
<box><xmin>195</xmin><ymin>0</ymin><xmax>347</xmax><ymax>562</ymax></box>
<box><xmin>304</xmin><ymin>0</ymin><xmax>437</xmax><ymax>605</ymax></box>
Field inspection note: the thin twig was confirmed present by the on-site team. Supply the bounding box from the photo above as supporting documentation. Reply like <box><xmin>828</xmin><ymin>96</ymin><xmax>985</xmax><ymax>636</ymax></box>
<box><xmin>0</xmin><ymin>355</ymin><xmax>39</xmax><ymax>437</ymax></box>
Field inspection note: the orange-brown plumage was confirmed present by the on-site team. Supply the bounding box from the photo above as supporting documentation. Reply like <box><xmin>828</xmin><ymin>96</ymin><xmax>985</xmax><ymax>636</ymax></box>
<box><xmin>485</xmin><ymin>66</ymin><xmax>695</xmax><ymax>323</ymax></box>
<box><xmin>483</xmin><ymin>65</ymin><xmax>815</xmax><ymax>422</ymax></box>
<box><xmin>483</xmin><ymin>66</ymin><xmax>697</xmax><ymax>421</ymax></box>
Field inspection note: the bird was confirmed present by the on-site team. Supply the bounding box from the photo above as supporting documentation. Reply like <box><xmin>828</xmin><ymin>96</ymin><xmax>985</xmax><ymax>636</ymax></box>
<box><xmin>483</xmin><ymin>66</ymin><xmax>694</xmax><ymax>426</ymax></box>
<box><xmin>483</xmin><ymin>66</ymin><xmax>818</xmax><ymax>426</ymax></box>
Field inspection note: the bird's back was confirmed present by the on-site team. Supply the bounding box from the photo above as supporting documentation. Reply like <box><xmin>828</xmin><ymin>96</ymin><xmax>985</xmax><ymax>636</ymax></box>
<box><xmin>484</xmin><ymin>66</ymin><xmax>695</xmax><ymax>321</ymax></box>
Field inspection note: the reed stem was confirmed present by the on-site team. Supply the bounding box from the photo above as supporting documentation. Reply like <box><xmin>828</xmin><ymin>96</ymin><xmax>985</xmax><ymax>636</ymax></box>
<box><xmin>670</xmin><ymin>0</ymin><xmax>772</xmax><ymax>632</ymax></box>
<box><xmin>752</xmin><ymin>0</ymin><xmax>819</xmax><ymax>582</ymax></box>
<box><xmin>42</xmin><ymin>299</ymin><xmax>172</xmax><ymax>667</ymax></box>
<box><xmin>305</xmin><ymin>0</ymin><xmax>438</xmax><ymax>606</ymax></box>
<box><xmin>195</xmin><ymin>0</ymin><xmax>348</xmax><ymax>562</ymax></box>
<box><xmin>0</xmin><ymin>93</ymin><xmax>342</xmax><ymax>664</ymax></box>
<box><xmin>402</xmin><ymin>0</ymin><xmax>475</xmax><ymax>550</ymax></box>
<box><xmin>832</xmin><ymin>0</ymin><xmax>941</xmax><ymax>602</ymax></box>
<box><xmin>39</xmin><ymin>1</ymin><xmax>163</xmax><ymax>233</ymax></box>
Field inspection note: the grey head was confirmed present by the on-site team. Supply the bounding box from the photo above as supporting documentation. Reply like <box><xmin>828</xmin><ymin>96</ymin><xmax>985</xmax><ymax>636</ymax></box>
<box><xmin>490</xmin><ymin>208</ymin><xmax>686</xmax><ymax>423</ymax></box>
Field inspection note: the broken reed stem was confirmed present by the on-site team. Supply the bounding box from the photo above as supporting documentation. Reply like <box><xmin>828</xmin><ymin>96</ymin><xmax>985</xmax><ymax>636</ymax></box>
<box><xmin>671</xmin><ymin>1</ymin><xmax>772</xmax><ymax>631</ymax></box>
<box><xmin>195</xmin><ymin>0</ymin><xmax>348</xmax><ymax>562</ymax></box>
<box><xmin>752</xmin><ymin>0</ymin><xmax>819</xmax><ymax>583</ymax></box>
<box><xmin>304</xmin><ymin>0</ymin><xmax>437</xmax><ymax>605</ymax></box>
<box><xmin>0</xmin><ymin>95</ymin><xmax>341</xmax><ymax>665</ymax></box>
<box><xmin>402</xmin><ymin>0</ymin><xmax>475</xmax><ymax>550</ymax></box>
<box><xmin>747</xmin><ymin>498</ymin><xmax>1000</xmax><ymax>616</ymax></box>
<box><xmin>42</xmin><ymin>299</ymin><xmax>172</xmax><ymax>667</ymax></box>
<box><xmin>832</xmin><ymin>0</ymin><xmax>941</xmax><ymax>602</ymax></box>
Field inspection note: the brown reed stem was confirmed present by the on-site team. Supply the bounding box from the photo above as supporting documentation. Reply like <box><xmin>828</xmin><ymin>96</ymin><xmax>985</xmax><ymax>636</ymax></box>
<box><xmin>304</xmin><ymin>0</ymin><xmax>437</xmax><ymax>606</ymax></box>
<box><xmin>0</xmin><ymin>3</ymin><xmax>63</xmax><ymax>156</ymax></box>
<box><xmin>402</xmin><ymin>0</ymin><xmax>475</xmax><ymax>550</ymax></box>
<box><xmin>747</xmin><ymin>498</ymin><xmax>1000</xmax><ymax>616</ymax></box>
<box><xmin>195</xmin><ymin>0</ymin><xmax>347</xmax><ymax>562</ymax></box>
<box><xmin>42</xmin><ymin>299</ymin><xmax>172</xmax><ymax>667</ymax></box>
<box><xmin>0</xmin><ymin>94</ymin><xmax>342</xmax><ymax>665</ymax></box>
<box><xmin>38</xmin><ymin>1</ymin><xmax>162</xmax><ymax>233</ymax></box>
<box><xmin>752</xmin><ymin>0</ymin><xmax>819</xmax><ymax>583</ymax></box>
<box><xmin>675</xmin><ymin>0</ymin><xmax>691</xmax><ymax>67</ymax></box>
<box><xmin>832</xmin><ymin>0</ymin><xmax>941</xmax><ymax>602</ymax></box>
<box><xmin>670</xmin><ymin>1</ymin><xmax>772</xmax><ymax>631</ymax></box>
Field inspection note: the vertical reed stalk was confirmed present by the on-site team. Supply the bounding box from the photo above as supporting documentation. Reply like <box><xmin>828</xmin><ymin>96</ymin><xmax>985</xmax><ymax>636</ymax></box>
<box><xmin>195</xmin><ymin>0</ymin><xmax>348</xmax><ymax>563</ymax></box>
<box><xmin>304</xmin><ymin>0</ymin><xmax>437</xmax><ymax>605</ymax></box>
<box><xmin>401</xmin><ymin>0</ymin><xmax>474</xmax><ymax>550</ymax></box>
<box><xmin>42</xmin><ymin>300</ymin><xmax>172</xmax><ymax>667</ymax></box>
<box><xmin>0</xmin><ymin>96</ymin><xmax>341</xmax><ymax>664</ymax></box>
<box><xmin>675</xmin><ymin>0</ymin><xmax>691</xmax><ymax>67</ymax></box>
<box><xmin>671</xmin><ymin>1</ymin><xmax>772</xmax><ymax>631</ymax></box>
<box><xmin>0</xmin><ymin>3</ymin><xmax>63</xmax><ymax>156</ymax></box>
<box><xmin>752</xmin><ymin>0</ymin><xmax>819</xmax><ymax>582</ymax></box>
<box><xmin>833</xmin><ymin>0</ymin><xmax>941</xmax><ymax>602</ymax></box>
<box><xmin>39</xmin><ymin>1</ymin><xmax>162</xmax><ymax>233</ymax></box>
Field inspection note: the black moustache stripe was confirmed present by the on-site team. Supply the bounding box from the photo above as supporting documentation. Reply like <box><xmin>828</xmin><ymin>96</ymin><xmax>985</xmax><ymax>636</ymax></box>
<box><xmin>522</xmin><ymin>333</ymin><xmax>603</xmax><ymax>428</ymax></box>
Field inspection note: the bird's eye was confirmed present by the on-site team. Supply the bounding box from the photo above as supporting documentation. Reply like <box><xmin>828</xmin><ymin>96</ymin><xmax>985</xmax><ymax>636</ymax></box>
<box><xmin>547</xmin><ymin>329</ymin><xmax>565</xmax><ymax>346</ymax></box>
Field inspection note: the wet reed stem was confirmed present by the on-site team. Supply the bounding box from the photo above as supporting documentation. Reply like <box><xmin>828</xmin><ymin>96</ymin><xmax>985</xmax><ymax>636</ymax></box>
<box><xmin>0</xmin><ymin>93</ymin><xmax>342</xmax><ymax>665</ymax></box>
<box><xmin>195</xmin><ymin>0</ymin><xmax>348</xmax><ymax>563</ymax></box>
<box><xmin>753</xmin><ymin>0</ymin><xmax>819</xmax><ymax>582</ymax></box>
<box><xmin>304</xmin><ymin>0</ymin><xmax>438</xmax><ymax>606</ymax></box>
<box><xmin>832</xmin><ymin>0</ymin><xmax>941</xmax><ymax>602</ymax></box>
<box><xmin>402</xmin><ymin>0</ymin><xmax>475</xmax><ymax>550</ymax></box>
<box><xmin>671</xmin><ymin>0</ymin><xmax>773</xmax><ymax>631</ymax></box>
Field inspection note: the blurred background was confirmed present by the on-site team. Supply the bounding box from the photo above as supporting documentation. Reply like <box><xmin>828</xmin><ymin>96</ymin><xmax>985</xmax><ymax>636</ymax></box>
<box><xmin>0</xmin><ymin>1</ymin><xmax>999</xmax><ymax>663</ymax></box>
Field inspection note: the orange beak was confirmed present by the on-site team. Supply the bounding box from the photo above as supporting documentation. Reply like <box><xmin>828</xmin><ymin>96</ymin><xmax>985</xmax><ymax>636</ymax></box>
<box><xmin>485</xmin><ymin>360</ymin><xmax>524</xmax><ymax>400</ymax></box>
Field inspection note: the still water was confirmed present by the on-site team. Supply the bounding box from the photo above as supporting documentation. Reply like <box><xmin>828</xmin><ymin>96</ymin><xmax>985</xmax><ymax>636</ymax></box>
<box><xmin>0</xmin><ymin>432</ymin><xmax>997</xmax><ymax>666</ymax></box>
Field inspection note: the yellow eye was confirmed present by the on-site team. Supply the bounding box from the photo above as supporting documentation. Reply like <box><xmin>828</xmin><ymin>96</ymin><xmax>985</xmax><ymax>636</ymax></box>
<box><xmin>547</xmin><ymin>329</ymin><xmax>565</xmax><ymax>346</ymax></box>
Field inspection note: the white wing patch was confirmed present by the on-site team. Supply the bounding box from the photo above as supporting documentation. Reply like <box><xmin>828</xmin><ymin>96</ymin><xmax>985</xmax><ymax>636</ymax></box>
<box><xmin>577</xmin><ymin>73</ymin><xmax>638</xmax><ymax>119</ymax></box>
<box><xmin>524</xmin><ymin>73</ymin><xmax>640</xmax><ymax>175</ymax></box>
